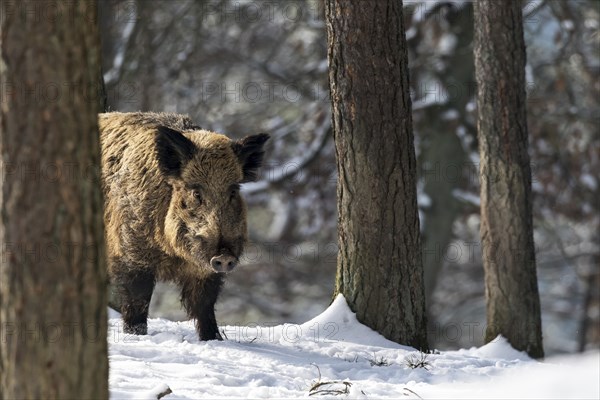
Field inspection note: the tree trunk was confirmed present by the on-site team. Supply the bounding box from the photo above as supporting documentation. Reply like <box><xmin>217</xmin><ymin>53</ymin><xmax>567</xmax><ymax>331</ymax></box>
<box><xmin>418</xmin><ymin>4</ymin><xmax>473</xmax><ymax>305</ymax></box>
<box><xmin>474</xmin><ymin>0</ymin><xmax>544</xmax><ymax>358</ymax></box>
<box><xmin>0</xmin><ymin>1</ymin><xmax>109</xmax><ymax>398</ymax></box>
<box><xmin>326</xmin><ymin>0</ymin><xmax>428</xmax><ymax>350</ymax></box>
<box><xmin>421</xmin><ymin>109</ymin><xmax>465</xmax><ymax>301</ymax></box>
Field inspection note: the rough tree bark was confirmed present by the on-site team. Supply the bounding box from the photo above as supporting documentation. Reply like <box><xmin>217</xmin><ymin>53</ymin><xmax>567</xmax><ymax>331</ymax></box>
<box><xmin>325</xmin><ymin>0</ymin><xmax>428</xmax><ymax>350</ymax></box>
<box><xmin>474</xmin><ymin>0</ymin><xmax>544</xmax><ymax>358</ymax></box>
<box><xmin>0</xmin><ymin>1</ymin><xmax>109</xmax><ymax>397</ymax></box>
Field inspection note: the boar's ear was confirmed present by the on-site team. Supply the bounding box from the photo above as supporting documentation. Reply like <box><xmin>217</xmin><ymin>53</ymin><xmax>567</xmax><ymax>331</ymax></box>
<box><xmin>232</xmin><ymin>133</ymin><xmax>270</xmax><ymax>183</ymax></box>
<box><xmin>155</xmin><ymin>126</ymin><xmax>196</xmax><ymax>177</ymax></box>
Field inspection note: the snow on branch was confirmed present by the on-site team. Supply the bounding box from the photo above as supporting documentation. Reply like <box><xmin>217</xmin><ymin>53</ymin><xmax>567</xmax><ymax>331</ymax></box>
<box><xmin>242</xmin><ymin>115</ymin><xmax>331</xmax><ymax>195</ymax></box>
<box><xmin>103</xmin><ymin>5</ymin><xmax>137</xmax><ymax>86</ymax></box>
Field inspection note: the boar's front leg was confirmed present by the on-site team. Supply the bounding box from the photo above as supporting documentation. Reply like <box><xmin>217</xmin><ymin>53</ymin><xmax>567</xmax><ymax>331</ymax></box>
<box><xmin>180</xmin><ymin>274</ymin><xmax>225</xmax><ymax>341</ymax></box>
<box><xmin>113</xmin><ymin>265</ymin><xmax>156</xmax><ymax>335</ymax></box>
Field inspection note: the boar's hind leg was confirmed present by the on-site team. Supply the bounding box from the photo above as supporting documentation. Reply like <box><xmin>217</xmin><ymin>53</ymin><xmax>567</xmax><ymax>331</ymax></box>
<box><xmin>180</xmin><ymin>274</ymin><xmax>225</xmax><ymax>341</ymax></box>
<box><xmin>115</xmin><ymin>268</ymin><xmax>155</xmax><ymax>335</ymax></box>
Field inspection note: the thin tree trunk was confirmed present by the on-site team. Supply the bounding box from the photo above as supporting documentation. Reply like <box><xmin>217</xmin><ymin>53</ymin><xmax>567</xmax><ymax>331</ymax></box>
<box><xmin>419</xmin><ymin>4</ymin><xmax>473</xmax><ymax>305</ymax></box>
<box><xmin>0</xmin><ymin>1</ymin><xmax>109</xmax><ymax>397</ymax></box>
<box><xmin>421</xmin><ymin>111</ymin><xmax>465</xmax><ymax>301</ymax></box>
<box><xmin>474</xmin><ymin>0</ymin><xmax>544</xmax><ymax>358</ymax></box>
<box><xmin>326</xmin><ymin>0</ymin><xmax>428</xmax><ymax>350</ymax></box>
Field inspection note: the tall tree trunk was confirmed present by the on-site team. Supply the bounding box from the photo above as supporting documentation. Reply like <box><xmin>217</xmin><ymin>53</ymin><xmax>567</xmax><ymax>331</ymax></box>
<box><xmin>326</xmin><ymin>0</ymin><xmax>428</xmax><ymax>350</ymax></box>
<box><xmin>474</xmin><ymin>0</ymin><xmax>544</xmax><ymax>358</ymax></box>
<box><xmin>0</xmin><ymin>1</ymin><xmax>109</xmax><ymax>398</ymax></box>
<box><xmin>421</xmin><ymin>110</ymin><xmax>465</xmax><ymax>301</ymax></box>
<box><xmin>418</xmin><ymin>4</ymin><xmax>473</xmax><ymax>305</ymax></box>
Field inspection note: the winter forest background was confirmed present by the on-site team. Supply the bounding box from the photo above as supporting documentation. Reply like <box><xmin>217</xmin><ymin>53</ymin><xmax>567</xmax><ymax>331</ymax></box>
<box><xmin>99</xmin><ymin>0</ymin><xmax>599</xmax><ymax>355</ymax></box>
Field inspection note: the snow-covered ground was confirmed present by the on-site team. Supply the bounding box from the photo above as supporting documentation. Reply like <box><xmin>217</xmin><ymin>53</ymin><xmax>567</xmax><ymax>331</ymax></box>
<box><xmin>109</xmin><ymin>295</ymin><xmax>599</xmax><ymax>399</ymax></box>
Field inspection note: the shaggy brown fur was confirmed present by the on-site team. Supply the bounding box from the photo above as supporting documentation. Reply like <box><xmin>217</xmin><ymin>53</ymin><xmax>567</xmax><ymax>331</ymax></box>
<box><xmin>99</xmin><ymin>112</ymin><xmax>268</xmax><ymax>340</ymax></box>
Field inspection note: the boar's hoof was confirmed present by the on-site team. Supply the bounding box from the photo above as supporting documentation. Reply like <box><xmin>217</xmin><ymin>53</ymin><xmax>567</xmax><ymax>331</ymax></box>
<box><xmin>210</xmin><ymin>330</ymin><xmax>224</xmax><ymax>341</ymax></box>
<box><xmin>210</xmin><ymin>255</ymin><xmax>237</xmax><ymax>273</ymax></box>
<box><xmin>198</xmin><ymin>326</ymin><xmax>223</xmax><ymax>341</ymax></box>
<box><xmin>124</xmin><ymin>323</ymin><xmax>148</xmax><ymax>335</ymax></box>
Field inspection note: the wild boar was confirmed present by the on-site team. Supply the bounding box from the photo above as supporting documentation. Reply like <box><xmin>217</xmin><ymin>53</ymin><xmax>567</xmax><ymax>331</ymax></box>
<box><xmin>99</xmin><ymin>112</ymin><xmax>269</xmax><ymax>340</ymax></box>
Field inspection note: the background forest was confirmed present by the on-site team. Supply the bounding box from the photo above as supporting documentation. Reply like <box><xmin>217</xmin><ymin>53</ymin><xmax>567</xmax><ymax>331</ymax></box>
<box><xmin>99</xmin><ymin>0</ymin><xmax>599</xmax><ymax>355</ymax></box>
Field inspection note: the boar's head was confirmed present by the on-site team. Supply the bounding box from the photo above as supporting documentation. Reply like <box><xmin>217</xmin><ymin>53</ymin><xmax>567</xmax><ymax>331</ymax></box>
<box><xmin>155</xmin><ymin>126</ymin><xmax>269</xmax><ymax>273</ymax></box>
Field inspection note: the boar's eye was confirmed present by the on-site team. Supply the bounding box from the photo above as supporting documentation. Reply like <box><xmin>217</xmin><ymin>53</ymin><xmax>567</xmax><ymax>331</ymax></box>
<box><xmin>192</xmin><ymin>189</ymin><xmax>202</xmax><ymax>204</ymax></box>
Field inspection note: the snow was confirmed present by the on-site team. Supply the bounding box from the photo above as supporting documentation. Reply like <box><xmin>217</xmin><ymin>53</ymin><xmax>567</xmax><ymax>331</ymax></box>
<box><xmin>452</xmin><ymin>189</ymin><xmax>481</xmax><ymax>207</ymax></box>
<box><xmin>109</xmin><ymin>295</ymin><xmax>599</xmax><ymax>399</ymax></box>
<box><xmin>441</xmin><ymin>109</ymin><xmax>459</xmax><ymax>121</ymax></box>
<box><xmin>580</xmin><ymin>174</ymin><xmax>597</xmax><ymax>190</ymax></box>
<box><xmin>438</xmin><ymin>33</ymin><xmax>457</xmax><ymax>55</ymax></box>
<box><xmin>561</xmin><ymin>20</ymin><xmax>575</xmax><ymax>32</ymax></box>
<box><xmin>418</xmin><ymin>191</ymin><xmax>432</xmax><ymax>208</ymax></box>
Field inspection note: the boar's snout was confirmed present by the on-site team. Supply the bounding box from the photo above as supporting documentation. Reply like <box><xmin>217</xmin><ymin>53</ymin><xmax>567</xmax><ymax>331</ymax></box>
<box><xmin>210</xmin><ymin>254</ymin><xmax>238</xmax><ymax>273</ymax></box>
